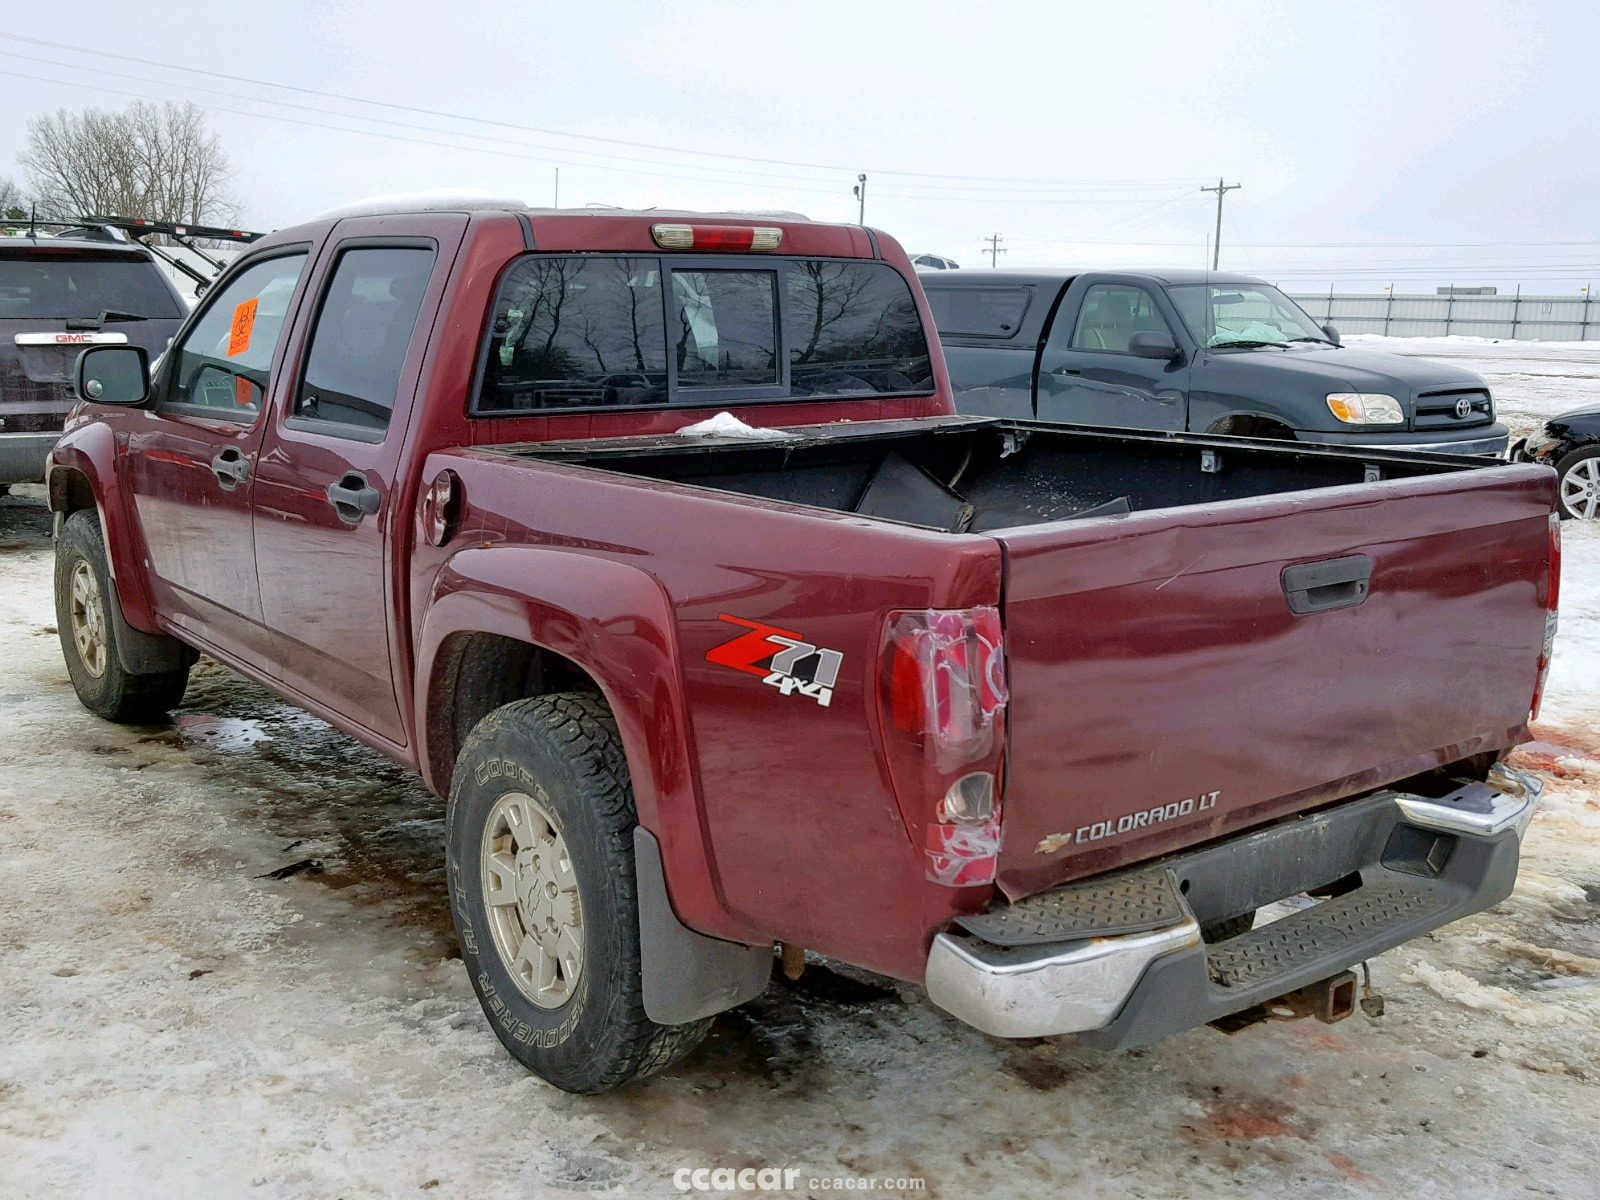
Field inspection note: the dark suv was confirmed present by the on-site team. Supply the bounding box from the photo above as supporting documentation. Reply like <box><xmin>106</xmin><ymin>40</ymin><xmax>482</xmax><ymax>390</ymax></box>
<box><xmin>921</xmin><ymin>269</ymin><xmax>1509</xmax><ymax>456</ymax></box>
<box><xmin>1</xmin><ymin>225</ymin><xmax>188</xmax><ymax>488</ymax></box>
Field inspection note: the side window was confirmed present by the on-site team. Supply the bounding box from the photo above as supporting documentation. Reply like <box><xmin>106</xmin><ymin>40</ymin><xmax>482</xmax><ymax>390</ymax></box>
<box><xmin>1069</xmin><ymin>284</ymin><xmax>1172</xmax><ymax>354</ymax></box>
<box><xmin>296</xmin><ymin>246</ymin><xmax>436</xmax><ymax>432</ymax></box>
<box><xmin>478</xmin><ymin>256</ymin><xmax>667</xmax><ymax>412</ymax></box>
<box><xmin>670</xmin><ymin>269</ymin><xmax>779</xmax><ymax>389</ymax></box>
<box><xmin>164</xmin><ymin>252</ymin><xmax>307</xmax><ymax>420</ymax></box>
<box><xmin>924</xmin><ymin>286</ymin><xmax>1031</xmax><ymax>339</ymax></box>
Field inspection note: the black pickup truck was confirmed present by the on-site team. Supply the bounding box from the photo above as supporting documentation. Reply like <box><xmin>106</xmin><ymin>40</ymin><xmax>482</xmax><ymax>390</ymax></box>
<box><xmin>921</xmin><ymin>269</ymin><xmax>1509</xmax><ymax>456</ymax></box>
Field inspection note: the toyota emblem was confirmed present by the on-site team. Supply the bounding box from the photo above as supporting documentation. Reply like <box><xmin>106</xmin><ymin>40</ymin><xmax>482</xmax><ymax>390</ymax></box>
<box><xmin>1454</xmin><ymin>397</ymin><xmax>1474</xmax><ymax>418</ymax></box>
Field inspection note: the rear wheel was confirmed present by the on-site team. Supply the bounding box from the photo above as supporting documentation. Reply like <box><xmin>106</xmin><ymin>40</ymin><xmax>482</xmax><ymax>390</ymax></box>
<box><xmin>1555</xmin><ymin>445</ymin><xmax>1600</xmax><ymax>521</ymax></box>
<box><xmin>54</xmin><ymin>510</ymin><xmax>191</xmax><ymax>722</ymax></box>
<box><xmin>447</xmin><ymin>693</ymin><xmax>710</xmax><ymax>1093</ymax></box>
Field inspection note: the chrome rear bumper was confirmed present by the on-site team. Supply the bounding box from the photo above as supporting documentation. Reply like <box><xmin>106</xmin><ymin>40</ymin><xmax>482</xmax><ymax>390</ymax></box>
<box><xmin>924</xmin><ymin>772</ymin><xmax>1540</xmax><ymax>1041</ymax></box>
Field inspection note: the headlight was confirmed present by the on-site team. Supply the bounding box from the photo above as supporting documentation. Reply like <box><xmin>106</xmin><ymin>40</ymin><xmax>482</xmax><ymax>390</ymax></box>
<box><xmin>1326</xmin><ymin>392</ymin><xmax>1404</xmax><ymax>425</ymax></box>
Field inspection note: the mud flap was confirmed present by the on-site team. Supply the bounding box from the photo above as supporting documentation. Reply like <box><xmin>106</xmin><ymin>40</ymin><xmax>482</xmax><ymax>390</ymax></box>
<box><xmin>634</xmin><ymin>828</ymin><xmax>771</xmax><ymax>1024</ymax></box>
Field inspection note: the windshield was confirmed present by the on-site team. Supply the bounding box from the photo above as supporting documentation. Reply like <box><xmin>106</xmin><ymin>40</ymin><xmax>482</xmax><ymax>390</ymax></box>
<box><xmin>1167</xmin><ymin>283</ymin><xmax>1326</xmax><ymax>347</ymax></box>
<box><xmin>0</xmin><ymin>250</ymin><xmax>183</xmax><ymax>320</ymax></box>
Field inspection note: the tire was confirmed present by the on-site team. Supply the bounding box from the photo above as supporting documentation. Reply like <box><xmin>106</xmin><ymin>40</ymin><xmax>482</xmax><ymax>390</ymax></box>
<box><xmin>447</xmin><ymin>693</ymin><xmax>711</xmax><ymax>1093</ymax></box>
<box><xmin>54</xmin><ymin>509</ymin><xmax>191</xmax><ymax>722</ymax></box>
<box><xmin>1201</xmin><ymin>911</ymin><xmax>1256</xmax><ymax>943</ymax></box>
<box><xmin>1554</xmin><ymin>445</ymin><xmax>1600</xmax><ymax>521</ymax></box>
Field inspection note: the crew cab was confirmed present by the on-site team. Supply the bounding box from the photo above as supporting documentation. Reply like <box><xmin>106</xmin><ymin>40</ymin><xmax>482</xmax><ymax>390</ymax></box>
<box><xmin>49</xmin><ymin>198</ymin><xmax>1557</xmax><ymax>1094</ymax></box>
<box><xmin>922</xmin><ymin>269</ymin><xmax>1510</xmax><ymax>456</ymax></box>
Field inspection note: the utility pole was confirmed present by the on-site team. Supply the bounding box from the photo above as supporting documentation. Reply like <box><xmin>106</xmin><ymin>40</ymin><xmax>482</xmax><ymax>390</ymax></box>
<box><xmin>984</xmin><ymin>233</ymin><xmax>1007</xmax><ymax>268</ymax></box>
<box><xmin>553</xmin><ymin>167</ymin><xmax>559</xmax><ymax>209</ymax></box>
<box><xmin>1200</xmin><ymin>177</ymin><xmax>1241</xmax><ymax>270</ymax></box>
<box><xmin>853</xmin><ymin>174</ymin><xmax>867</xmax><ymax>224</ymax></box>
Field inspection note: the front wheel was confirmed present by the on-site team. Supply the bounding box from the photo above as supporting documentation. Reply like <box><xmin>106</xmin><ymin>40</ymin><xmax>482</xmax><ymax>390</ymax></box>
<box><xmin>54</xmin><ymin>510</ymin><xmax>191</xmax><ymax>722</ymax></box>
<box><xmin>447</xmin><ymin>693</ymin><xmax>710</xmax><ymax>1093</ymax></box>
<box><xmin>1555</xmin><ymin>445</ymin><xmax>1600</xmax><ymax>521</ymax></box>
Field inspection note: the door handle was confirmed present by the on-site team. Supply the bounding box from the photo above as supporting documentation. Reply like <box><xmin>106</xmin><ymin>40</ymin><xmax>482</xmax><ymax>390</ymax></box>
<box><xmin>326</xmin><ymin>470</ymin><xmax>382</xmax><ymax>526</ymax></box>
<box><xmin>1281</xmin><ymin>554</ymin><xmax>1372</xmax><ymax>615</ymax></box>
<box><xmin>1052</xmin><ymin>366</ymin><xmax>1082</xmax><ymax>376</ymax></box>
<box><xmin>210</xmin><ymin>447</ymin><xmax>250</xmax><ymax>491</ymax></box>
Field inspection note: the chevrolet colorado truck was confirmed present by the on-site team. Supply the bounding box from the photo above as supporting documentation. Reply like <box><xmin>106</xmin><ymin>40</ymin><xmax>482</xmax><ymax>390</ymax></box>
<box><xmin>922</xmin><ymin>269</ymin><xmax>1510</xmax><ymax>456</ymax></box>
<box><xmin>49</xmin><ymin>197</ymin><xmax>1558</xmax><ymax>1094</ymax></box>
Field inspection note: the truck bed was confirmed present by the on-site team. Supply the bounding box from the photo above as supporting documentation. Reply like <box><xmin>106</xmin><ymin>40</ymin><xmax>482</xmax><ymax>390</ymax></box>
<box><xmin>511</xmin><ymin>415</ymin><xmax>1480</xmax><ymax>533</ymax></box>
<box><xmin>486</xmin><ymin>416</ymin><xmax>1553</xmax><ymax>923</ymax></box>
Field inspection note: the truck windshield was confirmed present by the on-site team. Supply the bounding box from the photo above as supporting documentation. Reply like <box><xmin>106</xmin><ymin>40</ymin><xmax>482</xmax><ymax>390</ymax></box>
<box><xmin>476</xmin><ymin>255</ymin><xmax>932</xmax><ymax>413</ymax></box>
<box><xmin>1167</xmin><ymin>283</ymin><xmax>1328</xmax><ymax>348</ymax></box>
<box><xmin>0</xmin><ymin>250</ymin><xmax>182</xmax><ymax>320</ymax></box>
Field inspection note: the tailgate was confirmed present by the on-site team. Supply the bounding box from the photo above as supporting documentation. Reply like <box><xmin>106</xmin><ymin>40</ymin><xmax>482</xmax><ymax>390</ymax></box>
<box><xmin>993</xmin><ymin>464</ymin><xmax>1554</xmax><ymax>901</ymax></box>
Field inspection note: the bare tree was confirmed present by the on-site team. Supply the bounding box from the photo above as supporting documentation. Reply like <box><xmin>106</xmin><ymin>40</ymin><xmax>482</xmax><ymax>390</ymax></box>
<box><xmin>0</xmin><ymin>175</ymin><xmax>28</xmax><ymax>222</ymax></box>
<box><xmin>19</xmin><ymin>101</ymin><xmax>242</xmax><ymax>225</ymax></box>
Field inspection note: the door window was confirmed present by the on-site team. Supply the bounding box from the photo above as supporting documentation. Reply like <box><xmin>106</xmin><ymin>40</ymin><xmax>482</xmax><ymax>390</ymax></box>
<box><xmin>295</xmin><ymin>246</ymin><xmax>436</xmax><ymax>432</ymax></box>
<box><xmin>1068</xmin><ymin>284</ymin><xmax>1172</xmax><ymax>354</ymax></box>
<box><xmin>164</xmin><ymin>252</ymin><xmax>307</xmax><ymax>421</ymax></box>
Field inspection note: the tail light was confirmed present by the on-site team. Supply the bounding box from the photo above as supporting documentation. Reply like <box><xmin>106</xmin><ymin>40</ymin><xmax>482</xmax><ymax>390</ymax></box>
<box><xmin>650</xmin><ymin>223</ymin><xmax>783</xmax><ymax>252</ymax></box>
<box><xmin>880</xmin><ymin>608</ymin><xmax>1008</xmax><ymax>886</ymax></box>
<box><xmin>1531</xmin><ymin>511</ymin><xmax>1561</xmax><ymax>722</ymax></box>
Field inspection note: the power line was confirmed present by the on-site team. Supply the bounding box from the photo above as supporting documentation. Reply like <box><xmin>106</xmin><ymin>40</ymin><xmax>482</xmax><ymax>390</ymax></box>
<box><xmin>0</xmin><ymin>30</ymin><xmax>1196</xmax><ymax>192</ymax></box>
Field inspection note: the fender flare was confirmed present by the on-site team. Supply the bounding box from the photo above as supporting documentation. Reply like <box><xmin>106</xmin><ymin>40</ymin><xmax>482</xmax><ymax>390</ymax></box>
<box><xmin>1202</xmin><ymin>408</ymin><xmax>1301</xmax><ymax>438</ymax></box>
<box><xmin>415</xmin><ymin>545</ymin><xmax>745</xmax><ymax>946</ymax></box>
<box><xmin>46</xmin><ymin>424</ymin><xmax>162</xmax><ymax>632</ymax></box>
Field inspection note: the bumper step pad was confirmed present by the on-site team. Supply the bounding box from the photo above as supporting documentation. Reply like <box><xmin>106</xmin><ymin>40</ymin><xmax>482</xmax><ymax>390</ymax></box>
<box><xmin>953</xmin><ymin>867</ymin><xmax>1186</xmax><ymax>946</ymax></box>
<box><xmin>1206</xmin><ymin>881</ymin><xmax>1445</xmax><ymax>989</ymax></box>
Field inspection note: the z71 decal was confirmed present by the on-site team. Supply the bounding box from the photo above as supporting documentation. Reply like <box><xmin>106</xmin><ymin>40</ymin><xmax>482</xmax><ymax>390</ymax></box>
<box><xmin>706</xmin><ymin>614</ymin><xmax>843</xmax><ymax>707</ymax></box>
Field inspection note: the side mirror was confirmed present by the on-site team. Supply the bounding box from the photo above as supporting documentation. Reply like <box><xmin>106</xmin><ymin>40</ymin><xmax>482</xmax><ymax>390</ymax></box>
<box><xmin>1322</xmin><ymin>323</ymin><xmax>1341</xmax><ymax>346</ymax></box>
<box><xmin>75</xmin><ymin>345</ymin><xmax>150</xmax><ymax>406</ymax></box>
<box><xmin>1128</xmin><ymin>330</ymin><xmax>1181</xmax><ymax>361</ymax></box>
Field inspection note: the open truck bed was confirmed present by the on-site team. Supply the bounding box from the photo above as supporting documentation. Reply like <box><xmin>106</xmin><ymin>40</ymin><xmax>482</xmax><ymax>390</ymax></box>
<box><xmin>492</xmin><ymin>416</ymin><xmax>1555</xmax><ymax>1040</ymax></box>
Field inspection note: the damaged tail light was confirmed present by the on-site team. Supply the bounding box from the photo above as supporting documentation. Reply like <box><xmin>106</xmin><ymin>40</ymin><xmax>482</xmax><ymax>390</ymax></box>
<box><xmin>880</xmin><ymin>608</ymin><xmax>1009</xmax><ymax>886</ymax></box>
<box><xmin>1531</xmin><ymin>511</ymin><xmax>1561</xmax><ymax>722</ymax></box>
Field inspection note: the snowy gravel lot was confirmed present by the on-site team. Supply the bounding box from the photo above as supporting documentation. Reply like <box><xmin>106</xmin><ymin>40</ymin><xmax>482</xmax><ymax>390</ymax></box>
<box><xmin>2</xmin><ymin>338</ymin><xmax>1598</xmax><ymax>1199</ymax></box>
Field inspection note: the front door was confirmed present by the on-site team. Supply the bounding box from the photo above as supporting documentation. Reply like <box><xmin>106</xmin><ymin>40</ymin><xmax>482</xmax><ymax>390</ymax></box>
<box><xmin>126</xmin><ymin>249</ymin><xmax>312</xmax><ymax>666</ymax></box>
<box><xmin>1037</xmin><ymin>281</ymin><xmax>1188</xmax><ymax>431</ymax></box>
<box><xmin>252</xmin><ymin>221</ymin><xmax>460</xmax><ymax>744</ymax></box>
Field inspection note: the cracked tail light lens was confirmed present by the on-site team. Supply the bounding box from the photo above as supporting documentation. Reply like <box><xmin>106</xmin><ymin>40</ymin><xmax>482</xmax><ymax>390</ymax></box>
<box><xmin>650</xmin><ymin>223</ymin><xmax>783</xmax><ymax>252</ymax></box>
<box><xmin>881</xmin><ymin>608</ymin><xmax>1008</xmax><ymax>886</ymax></box>
<box><xmin>1532</xmin><ymin>511</ymin><xmax>1560</xmax><ymax>722</ymax></box>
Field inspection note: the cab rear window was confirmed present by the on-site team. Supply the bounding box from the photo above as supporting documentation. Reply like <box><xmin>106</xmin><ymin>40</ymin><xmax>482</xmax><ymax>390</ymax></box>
<box><xmin>475</xmin><ymin>256</ymin><xmax>932</xmax><ymax>414</ymax></box>
<box><xmin>0</xmin><ymin>250</ymin><xmax>182</xmax><ymax>320</ymax></box>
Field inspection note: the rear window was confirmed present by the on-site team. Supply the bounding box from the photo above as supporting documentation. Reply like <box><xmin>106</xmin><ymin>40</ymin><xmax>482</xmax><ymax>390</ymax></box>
<box><xmin>0</xmin><ymin>250</ymin><xmax>182</xmax><ymax>320</ymax></box>
<box><xmin>924</xmin><ymin>286</ymin><xmax>1031</xmax><ymax>339</ymax></box>
<box><xmin>476</xmin><ymin>256</ymin><xmax>931</xmax><ymax>414</ymax></box>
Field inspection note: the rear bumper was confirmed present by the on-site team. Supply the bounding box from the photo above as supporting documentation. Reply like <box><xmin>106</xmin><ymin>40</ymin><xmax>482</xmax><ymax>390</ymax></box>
<box><xmin>924</xmin><ymin>767</ymin><xmax>1540</xmax><ymax>1042</ymax></box>
<box><xmin>0</xmin><ymin>432</ymin><xmax>59</xmax><ymax>485</ymax></box>
<box><xmin>1294</xmin><ymin>424</ymin><xmax>1510</xmax><ymax>458</ymax></box>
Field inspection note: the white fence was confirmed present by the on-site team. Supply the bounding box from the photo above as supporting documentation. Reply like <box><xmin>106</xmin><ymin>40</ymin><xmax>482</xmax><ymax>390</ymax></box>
<box><xmin>1287</xmin><ymin>291</ymin><xmax>1599</xmax><ymax>341</ymax></box>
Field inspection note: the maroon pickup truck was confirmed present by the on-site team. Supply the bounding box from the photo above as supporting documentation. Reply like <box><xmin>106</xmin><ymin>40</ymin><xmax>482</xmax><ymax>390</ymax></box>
<box><xmin>48</xmin><ymin>197</ymin><xmax>1559</xmax><ymax>1094</ymax></box>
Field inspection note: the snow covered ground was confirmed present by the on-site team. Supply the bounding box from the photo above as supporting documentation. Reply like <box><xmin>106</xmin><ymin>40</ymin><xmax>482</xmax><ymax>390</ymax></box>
<box><xmin>1</xmin><ymin>340</ymin><xmax>1598</xmax><ymax>1199</ymax></box>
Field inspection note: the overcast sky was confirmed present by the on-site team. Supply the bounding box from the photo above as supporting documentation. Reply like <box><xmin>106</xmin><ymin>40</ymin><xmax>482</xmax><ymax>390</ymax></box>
<box><xmin>1</xmin><ymin>0</ymin><xmax>1596</xmax><ymax>291</ymax></box>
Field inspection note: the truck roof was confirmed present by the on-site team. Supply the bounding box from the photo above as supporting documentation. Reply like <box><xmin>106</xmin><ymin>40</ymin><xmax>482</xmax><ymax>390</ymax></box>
<box><xmin>917</xmin><ymin>267</ymin><xmax>1268</xmax><ymax>288</ymax></box>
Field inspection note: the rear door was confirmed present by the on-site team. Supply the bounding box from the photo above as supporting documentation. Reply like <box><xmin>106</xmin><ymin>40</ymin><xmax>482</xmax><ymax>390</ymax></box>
<box><xmin>990</xmin><ymin>467</ymin><xmax>1553</xmax><ymax>900</ymax></box>
<box><xmin>125</xmin><ymin>248</ymin><xmax>311</xmax><ymax>666</ymax></box>
<box><xmin>1037</xmin><ymin>279</ymin><xmax>1188</xmax><ymax>431</ymax></box>
<box><xmin>251</xmin><ymin>216</ymin><xmax>463</xmax><ymax>744</ymax></box>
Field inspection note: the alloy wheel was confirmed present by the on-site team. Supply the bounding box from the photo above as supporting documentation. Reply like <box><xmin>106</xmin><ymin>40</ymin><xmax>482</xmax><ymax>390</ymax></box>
<box><xmin>481</xmin><ymin>790</ymin><xmax>585</xmax><ymax>1009</ymax></box>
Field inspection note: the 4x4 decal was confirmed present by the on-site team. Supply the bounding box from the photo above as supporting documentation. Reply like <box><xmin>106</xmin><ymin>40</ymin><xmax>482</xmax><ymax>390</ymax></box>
<box><xmin>705</xmin><ymin>614</ymin><xmax>843</xmax><ymax>707</ymax></box>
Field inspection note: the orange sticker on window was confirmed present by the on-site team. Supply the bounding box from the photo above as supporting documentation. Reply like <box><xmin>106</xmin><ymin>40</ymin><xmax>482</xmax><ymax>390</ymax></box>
<box><xmin>234</xmin><ymin>375</ymin><xmax>254</xmax><ymax>407</ymax></box>
<box><xmin>227</xmin><ymin>297</ymin><xmax>259</xmax><ymax>358</ymax></box>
